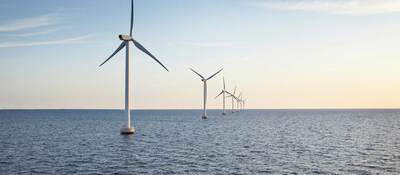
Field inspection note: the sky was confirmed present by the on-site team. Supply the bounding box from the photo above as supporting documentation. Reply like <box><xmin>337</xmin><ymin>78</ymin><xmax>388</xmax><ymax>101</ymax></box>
<box><xmin>1</xmin><ymin>0</ymin><xmax>400</xmax><ymax>109</ymax></box>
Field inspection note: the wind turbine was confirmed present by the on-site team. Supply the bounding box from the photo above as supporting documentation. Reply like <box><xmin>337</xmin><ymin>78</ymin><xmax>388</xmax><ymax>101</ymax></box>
<box><xmin>190</xmin><ymin>68</ymin><xmax>223</xmax><ymax>119</ymax></box>
<box><xmin>239</xmin><ymin>95</ymin><xmax>243</xmax><ymax>110</ymax></box>
<box><xmin>215</xmin><ymin>77</ymin><xmax>227</xmax><ymax>115</ymax></box>
<box><xmin>237</xmin><ymin>92</ymin><xmax>242</xmax><ymax>112</ymax></box>
<box><xmin>242</xmin><ymin>98</ymin><xmax>247</xmax><ymax>110</ymax></box>
<box><xmin>99</xmin><ymin>0</ymin><xmax>169</xmax><ymax>135</ymax></box>
<box><xmin>228</xmin><ymin>87</ymin><xmax>237</xmax><ymax>113</ymax></box>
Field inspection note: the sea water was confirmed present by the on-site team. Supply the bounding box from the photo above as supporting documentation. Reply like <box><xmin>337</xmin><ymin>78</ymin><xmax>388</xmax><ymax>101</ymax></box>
<box><xmin>0</xmin><ymin>109</ymin><xmax>399</xmax><ymax>174</ymax></box>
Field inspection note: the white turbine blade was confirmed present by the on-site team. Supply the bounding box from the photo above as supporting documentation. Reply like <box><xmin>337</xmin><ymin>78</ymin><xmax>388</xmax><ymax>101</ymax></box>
<box><xmin>129</xmin><ymin>0</ymin><xmax>134</xmax><ymax>36</ymax></box>
<box><xmin>189</xmin><ymin>68</ymin><xmax>205</xmax><ymax>79</ymax></box>
<box><xmin>215</xmin><ymin>91</ymin><xmax>223</xmax><ymax>99</ymax></box>
<box><xmin>99</xmin><ymin>42</ymin><xmax>126</xmax><ymax>67</ymax></box>
<box><xmin>228</xmin><ymin>94</ymin><xmax>237</xmax><ymax>99</ymax></box>
<box><xmin>132</xmin><ymin>39</ymin><xmax>169</xmax><ymax>71</ymax></box>
<box><xmin>206</xmin><ymin>68</ymin><xmax>223</xmax><ymax>80</ymax></box>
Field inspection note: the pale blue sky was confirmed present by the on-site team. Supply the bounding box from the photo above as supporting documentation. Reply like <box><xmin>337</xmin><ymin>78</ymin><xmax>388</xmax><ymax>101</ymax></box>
<box><xmin>2</xmin><ymin>0</ymin><xmax>400</xmax><ymax>109</ymax></box>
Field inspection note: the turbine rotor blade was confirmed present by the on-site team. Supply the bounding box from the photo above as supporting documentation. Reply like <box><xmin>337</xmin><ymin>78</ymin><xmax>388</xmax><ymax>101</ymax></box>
<box><xmin>227</xmin><ymin>94</ymin><xmax>236</xmax><ymax>99</ymax></box>
<box><xmin>225</xmin><ymin>91</ymin><xmax>233</xmax><ymax>96</ymax></box>
<box><xmin>189</xmin><ymin>68</ymin><xmax>205</xmax><ymax>79</ymax></box>
<box><xmin>99</xmin><ymin>42</ymin><xmax>126</xmax><ymax>67</ymax></box>
<box><xmin>132</xmin><ymin>39</ymin><xmax>169</xmax><ymax>71</ymax></box>
<box><xmin>215</xmin><ymin>91</ymin><xmax>224</xmax><ymax>99</ymax></box>
<box><xmin>130</xmin><ymin>0</ymin><xmax>134</xmax><ymax>36</ymax></box>
<box><xmin>206</xmin><ymin>68</ymin><xmax>223</xmax><ymax>80</ymax></box>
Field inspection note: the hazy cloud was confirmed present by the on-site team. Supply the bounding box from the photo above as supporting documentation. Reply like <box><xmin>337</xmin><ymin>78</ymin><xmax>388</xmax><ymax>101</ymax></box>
<box><xmin>0</xmin><ymin>14</ymin><xmax>57</xmax><ymax>32</ymax></box>
<box><xmin>10</xmin><ymin>29</ymin><xmax>58</xmax><ymax>37</ymax></box>
<box><xmin>256</xmin><ymin>0</ymin><xmax>400</xmax><ymax>14</ymax></box>
<box><xmin>0</xmin><ymin>35</ymin><xmax>90</xmax><ymax>48</ymax></box>
<box><xmin>0</xmin><ymin>13</ymin><xmax>91</xmax><ymax>48</ymax></box>
<box><xmin>176</xmin><ymin>41</ymin><xmax>245</xmax><ymax>48</ymax></box>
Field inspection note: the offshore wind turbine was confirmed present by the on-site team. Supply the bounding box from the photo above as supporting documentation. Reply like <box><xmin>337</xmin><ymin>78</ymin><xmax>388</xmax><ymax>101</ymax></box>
<box><xmin>239</xmin><ymin>95</ymin><xmax>244</xmax><ymax>110</ymax></box>
<box><xmin>99</xmin><ymin>0</ymin><xmax>169</xmax><ymax>135</ymax></box>
<box><xmin>237</xmin><ymin>92</ymin><xmax>242</xmax><ymax>112</ymax></box>
<box><xmin>228</xmin><ymin>87</ymin><xmax>237</xmax><ymax>113</ymax></box>
<box><xmin>190</xmin><ymin>68</ymin><xmax>223</xmax><ymax>119</ymax></box>
<box><xmin>240</xmin><ymin>94</ymin><xmax>245</xmax><ymax>111</ymax></box>
<box><xmin>242</xmin><ymin>98</ymin><xmax>247</xmax><ymax>110</ymax></box>
<box><xmin>215</xmin><ymin>77</ymin><xmax>227</xmax><ymax>115</ymax></box>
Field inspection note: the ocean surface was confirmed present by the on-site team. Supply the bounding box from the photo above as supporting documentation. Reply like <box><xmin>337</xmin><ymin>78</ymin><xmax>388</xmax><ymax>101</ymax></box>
<box><xmin>0</xmin><ymin>109</ymin><xmax>399</xmax><ymax>174</ymax></box>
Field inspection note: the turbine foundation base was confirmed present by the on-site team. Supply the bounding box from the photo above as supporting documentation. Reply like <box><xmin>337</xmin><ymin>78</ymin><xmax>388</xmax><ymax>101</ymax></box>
<box><xmin>120</xmin><ymin>127</ymin><xmax>135</xmax><ymax>135</ymax></box>
<box><xmin>202</xmin><ymin>115</ymin><xmax>208</xmax><ymax>119</ymax></box>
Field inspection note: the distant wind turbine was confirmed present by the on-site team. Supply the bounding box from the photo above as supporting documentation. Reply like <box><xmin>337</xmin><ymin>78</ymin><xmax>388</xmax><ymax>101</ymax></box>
<box><xmin>239</xmin><ymin>95</ymin><xmax>245</xmax><ymax>111</ymax></box>
<box><xmin>242</xmin><ymin>98</ymin><xmax>247</xmax><ymax>110</ymax></box>
<box><xmin>99</xmin><ymin>0</ymin><xmax>169</xmax><ymax>135</ymax></box>
<box><xmin>215</xmin><ymin>77</ymin><xmax>227</xmax><ymax>115</ymax></box>
<box><xmin>227</xmin><ymin>87</ymin><xmax>237</xmax><ymax>113</ymax></box>
<box><xmin>190</xmin><ymin>68</ymin><xmax>223</xmax><ymax>119</ymax></box>
<box><xmin>237</xmin><ymin>92</ymin><xmax>242</xmax><ymax>112</ymax></box>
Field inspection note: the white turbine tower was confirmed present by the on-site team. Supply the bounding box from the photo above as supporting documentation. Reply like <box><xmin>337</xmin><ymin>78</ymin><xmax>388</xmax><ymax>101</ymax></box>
<box><xmin>215</xmin><ymin>77</ymin><xmax>227</xmax><ymax>115</ymax></box>
<box><xmin>190</xmin><ymin>68</ymin><xmax>223</xmax><ymax>119</ymax></box>
<box><xmin>99</xmin><ymin>0</ymin><xmax>169</xmax><ymax>135</ymax></box>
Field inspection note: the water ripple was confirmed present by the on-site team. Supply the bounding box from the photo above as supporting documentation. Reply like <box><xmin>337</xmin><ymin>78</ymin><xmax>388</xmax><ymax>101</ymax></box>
<box><xmin>0</xmin><ymin>109</ymin><xmax>399</xmax><ymax>174</ymax></box>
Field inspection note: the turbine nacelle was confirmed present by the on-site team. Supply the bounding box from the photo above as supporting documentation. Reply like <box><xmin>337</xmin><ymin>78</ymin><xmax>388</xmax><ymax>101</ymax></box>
<box><xmin>190</xmin><ymin>68</ymin><xmax>223</xmax><ymax>82</ymax></box>
<box><xmin>119</xmin><ymin>34</ymin><xmax>133</xmax><ymax>41</ymax></box>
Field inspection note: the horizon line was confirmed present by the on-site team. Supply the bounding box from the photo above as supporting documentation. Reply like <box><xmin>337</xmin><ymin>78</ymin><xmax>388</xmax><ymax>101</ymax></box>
<box><xmin>1</xmin><ymin>108</ymin><xmax>400</xmax><ymax>110</ymax></box>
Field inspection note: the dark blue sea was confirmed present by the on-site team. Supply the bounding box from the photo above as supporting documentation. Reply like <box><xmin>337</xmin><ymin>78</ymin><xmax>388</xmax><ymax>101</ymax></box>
<box><xmin>0</xmin><ymin>109</ymin><xmax>399</xmax><ymax>174</ymax></box>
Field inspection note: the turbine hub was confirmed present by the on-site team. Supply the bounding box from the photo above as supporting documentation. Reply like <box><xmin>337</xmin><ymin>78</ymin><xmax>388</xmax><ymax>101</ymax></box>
<box><xmin>119</xmin><ymin>34</ymin><xmax>133</xmax><ymax>41</ymax></box>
